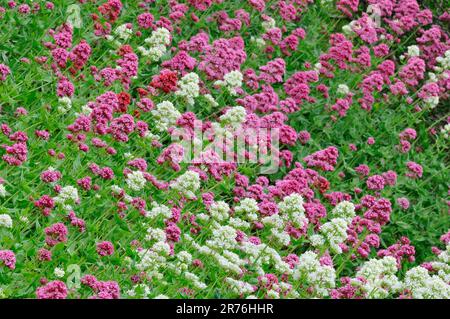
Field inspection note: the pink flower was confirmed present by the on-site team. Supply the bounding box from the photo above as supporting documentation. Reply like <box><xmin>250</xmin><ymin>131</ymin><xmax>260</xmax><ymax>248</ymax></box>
<box><xmin>36</xmin><ymin>280</ymin><xmax>68</xmax><ymax>299</ymax></box>
<box><xmin>367</xmin><ymin>175</ymin><xmax>385</xmax><ymax>191</ymax></box>
<box><xmin>397</xmin><ymin>197</ymin><xmax>410</xmax><ymax>210</ymax></box>
<box><xmin>303</xmin><ymin>146</ymin><xmax>339</xmax><ymax>171</ymax></box>
<box><xmin>38</xmin><ymin>248</ymin><xmax>52</xmax><ymax>261</ymax></box>
<box><xmin>0</xmin><ymin>250</ymin><xmax>16</xmax><ymax>270</ymax></box>
<box><xmin>57</xmin><ymin>77</ymin><xmax>74</xmax><ymax>97</ymax></box>
<box><xmin>406</xmin><ymin>161</ymin><xmax>423</xmax><ymax>179</ymax></box>
<box><xmin>0</xmin><ymin>63</ymin><xmax>11</xmax><ymax>81</ymax></box>
<box><xmin>45</xmin><ymin>223</ymin><xmax>68</xmax><ymax>246</ymax></box>
<box><xmin>137</xmin><ymin>12</ymin><xmax>154</xmax><ymax>29</ymax></box>
<box><xmin>96</xmin><ymin>241</ymin><xmax>114</xmax><ymax>257</ymax></box>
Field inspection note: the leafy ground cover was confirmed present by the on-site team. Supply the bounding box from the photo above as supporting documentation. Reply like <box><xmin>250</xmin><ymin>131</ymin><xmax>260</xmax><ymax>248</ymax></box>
<box><xmin>0</xmin><ymin>0</ymin><xmax>449</xmax><ymax>299</ymax></box>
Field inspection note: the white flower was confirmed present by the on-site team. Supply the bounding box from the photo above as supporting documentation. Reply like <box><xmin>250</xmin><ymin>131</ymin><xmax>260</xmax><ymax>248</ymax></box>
<box><xmin>271</xmin><ymin>228</ymin><xmax>291</xmax><ymax>246</ymax></box>
<box><xmin>170</xmin><ymin>171</ymin><xmax>200</xmax><ymax>199</ymax></box>
<box><xmin>80</xmin><ymin>104</ymin><xmax>92</xmax><ymax>115</ymax></box>
<box><xmin>54</xmin><ymin>186</ymin><xmax>79</xmax><ymax>207</ymax></box>
<box><xmin>342</xmin><ymin>24</ymin><xmax>354</xmax><ymax>36</ymax></box>
<box><xmin>215</xmin><ymin>70</ymin><xmax>243</xmax><ymax>95</ymax></box>
<box><xmin>219</xmin><ymin>106</ymin><xmax>247</xmax><ymax>128</ymax></box>
<box><xmin>225</xmin><ymin>277</ymin><xmax>255</xmax><ymax>295</ymax></box>
<box><xmin>261</xmin><ymin>17</ymin><xmax>276</xmax><ymax>31</ymax></box>
<box><xmin>146</xmin><ymin>203</ymin><xmax>172</xmax><ymax>219</ymax></box>
<box><xmin>152</xmin><ymin>241</ymin><xmax>171</xmax><ymax>256</ymax></box>
<box><xmin>278</xmin><ymin>193</ymin><xmax>308</xmax><ymax>228</ymax></box>
<box><xmin>140</xmin><ymin>28</ymin><xmax>171</xmax><ymax>61</ymax></box>
<box><xmin>175</xmin><ymin>73</ymin><xmax>200</xmax><ymax>106</ymax></box>
<box><xmin>330</xmin><ymin>201</ymin><xmax>355</xmax><ymax>221</ymax></box>
<box><xmin>0</xmin><ymin>214</ymin><xmax>12</xmax><ymax>228</ymax></box>
<box><xmin>151</xmin><ymin>101</ymin><xmax>181</xmax><ymax>132</ymax></box>
<box><xmin>54</xmin><ymin>267</ymin><xmax>65</xmax><ymax>278</ymax></box>
<box><xmin>234</xmin><ymin>198</ymin><xmax>259</xmax><ymax>221</ymax></box>
<box><xmin>424</xmin><ymin>96</ymin><xmax>439</xmax><ymax>108</ymax></box>
<box><xmin>407</xmin><ymin>45</ymin><xmax>420</xmax><ymax>57</ymax></box>
<box><xmin>19</xmin><ymin>216</ymin><xmax>29</xmax><ymax>223</ymax></box>
<box><xmin>126</xmin><ymin>171</ymin><xmax>146</xmax><ymax>191</ymax></box>
<box><xmin>0</xmin><ymin>184</ymin><xmax>6</xmax><ymax>197</ymax></box>
<box><xmin>250</xmin><ymin>37</ymin><xmax>266</xmax><ymax>49</ymax></box>
<box><xmin>203</xmin><ymin>94</ymin><xmax>218</xmax><ymax>107</ymax></box>
<box><xmin>320</xmin><ymin>218</ymin><xmax>349</xmax><ymax>254</ymax></box>
<box><xmin>207</xmin><ymin>225</ymin><xmax>237</xmax><ymax>250</ymax></box>
<box><xmin>145</xmin><ymin>27</ymin><xmax>171</xmax><ymax>47</ymax></box>
<box><xmin>440</xmin><ymin>123</ymin><xmax>450</xmax><ymax>140</ymax></box>
<box><xmin>337</xmin><ymin>84</ymin><xmax>350</xmax><ymax>96</ymax></box>
<box><xmin>114</xmin><ymin>24</ymin><xmax>133</xmax><ymax>41</ymax></box>
<box><xmin>209</xmin><ymin>201</ymin><xmax>230</xmax><ymax>221</ymax></box>
<box><xmin>310</xmin><ymin>234</ymin><xmax>325</xmax><ymax>247</ymax></box>
<box><xmin>229</xmin><ymin>217</ymin><xmax>250</xmax><ymax>229</ymax></box>
<box><xmin>57</xmin><ymin>97</ymin><xmax>72</xmax><ymax>114</ymax></box>
<box><xmin>356</xmin><ymin>256</ymin><xmax>401</xmax><ymax>298</ymax></box>
<box><xmin>145</xmin><ymin>227</ymin><xmax>166</xmax><ymax>242</ymax></box>
<box><xmin>154</xmin><ymin>294</ymin><xmax>169</xmax><ymax>299</ymax></box>
<box><xmin>293</xmin><ymin>251</ymin><xmax>336</xmax><ymax>297</ymax></box>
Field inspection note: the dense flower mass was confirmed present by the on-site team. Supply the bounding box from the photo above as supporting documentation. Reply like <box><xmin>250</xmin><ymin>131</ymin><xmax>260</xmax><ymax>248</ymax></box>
<box><xmin>0</xmin><ymin>0</ymin><xmax>449</xmax><ymax>299</ymax></box>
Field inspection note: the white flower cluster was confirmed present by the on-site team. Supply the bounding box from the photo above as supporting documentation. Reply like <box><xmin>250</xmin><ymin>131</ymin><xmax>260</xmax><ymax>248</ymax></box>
<box><xmin>225</xmin><ymin>277</ymin><xmax>255</xmax><ymax>295</ymax></box>
<box><xmin>138</xmin><ymin>27</ymin><xmax>171</xmax><ymax>61</ymax></box>
<box><xmin>54</xmin><ymin>186</ymin><xmax>79</xmax><ymax>211</ymax></box>
<box><xmin>209</xmin><ymin>201</ymin><xmax>230</xmax><ymax>221</ymax></box>
<box><xmin>336</xmin><ymin>84</ymin><xmax>350</xmax><ymax>96</ymax></box>
<box><xmin>0</xmin><ymin>184</ymin><xmax>6</xmax><ymax>197</ymax></box>
<box><xmin>407</xmin><ymin>45</ymin><xmax>420</xmax><ymax>57</ymax></box>
<box><xmin>260</xmin><ymin>194</ymin><xmax>308</xmax><ymax>246</ymax></box>
<box><xmin>435</xmin><ymin>49</ymin><xmax>450</xmax><ymax>72</ymax></box>
<box><xmin>57</xmin><ymin>97</ymin><xmax>72</xmax><ymax>114</ymax></box>
<box><xmin>54</xmin><ymin>267</ymin><xmax>65</xmax><ymax>278</ymax></box>
<box><xmin>185</xmin><ymin>271</ymin><xmax>207</xmax><ymax>290</ymax></box>
<box><xmin>261</xmin><ymin>17</ymin><xmax>276</xmax><ymax>31</ymax></box>
<box><xmin>421</xmin><ymin>50</ymin><xmax>450</xmax><ymax>109</ymax></box>
<box><xmin>219</xmin><ymin>106</ymin><xmax>247</xmax><ymax>128</ymax></box>
<box><xmin>127</xmin><ymin>284</ymin><xmax>152</xmax><ymax>298</ymax></box>
<box><xmin>113</xmin><ymin>24</ymin><xmax>132</xmax><ymax>41</ymax></box>
<box><xmin>330</xmin><ymin>200</ymin><xmax>356</xmax><ymax>221</ymax></box>
<box><xmin>146</xmin><ymin>203</ymin><xmax>172</xmax><ymax>219</ymax></box>
<box><xmin>423</xmin><ymin>95</ymin><xmax>440</xmax><ymax>109</ymax></box>
<box><xmin>214</xmin><ymin>70</ymin><xmax>243</xmax><ymax>95</ymax></box>
<box><xmin>229</xmin><ymin>217</ymin><xmax>250</xmax><ymax>230</ymax></box>
<box><xmin>403</xmin><ymin>243</ymin><xmax>450</xmax><ymax>299</ymax></box>
<box><xmin>278</xmin><ymin>193</ymin><xmax>308</xmax><ymax>229</ymax></box>
<box><xmin>151</xmin><ymin>101</ymin><xmax>181</xmax><ymax>132</ymax></box>
<box><xmin>145</xmin><ymin>227</ymin><xmax>166</xmax><ymax>242</ymax></box>
<box><xmin>202</xmin><ymin>93</ymin><xmax>219</xmax><ymax>108</ymax></box>
<box><xmin>0</xmin><ymin>214</ymin><xmax>12</xmax><ymax>228</ymax></box>
<box><xmin>311</xmin><ymin>201</ymin><xmax>355</xmax><ymax>253</ymax></box>
<box><xmin>137</xmin><ymin>241</ymin><xmax>171</xmax><ymax>268</ymax></box>
<box><xmin>317</xmin><ymin>219</ymin><xmax>347</xmax><ymax>254</ymax></box>
<box><xmin>292</xmin><ymin>251</ymin><xmax>336</xmax><ymax>297</ymax></box>
<box><xmin>240</xmin><ymin>241</ymin><xmax>292</xmax><ymax>275</ymax></box>
<box><xmin>175</xmin><ymin>72</ymin><xmax>200</xmax><ymax>106</ymax></box>
<box><xmin>188</xmin><ymin>229</ymin><xmax>244</xmax><ymax>275</ymax></box>
<box><xmin>250</xmin><ymin>37</ymin><xmax>266</xmax><ymax>49</ymax></box>
<box><xmin>170</xmin><ymin>171</ymin><xmax>200</xmax><ymax>199</ymax></box>
<box><xmin>207</xmin><ymin>224</ymin><xmax>237</xmax><ymax>250</ymax></box>
<box><xmin>355</xmin><ymin>256</ymin><xmax>401</xmax><ymax>298</ymax></box>
<box><xmin>126</xmin><ymin>170</ymin><xmax>147</xmax><ymax>191</ymax></box>
<box><xmin>404</xmin><ymin>266</ymin><xmax>450</xmax><ymax>299</ymax></box>
<box><xmin>441</xmin><ymin>123</ymin><xmax>450</xmax><ymax>140</ymax></box>
<box><xmin>234</xmin><ymin>198</ymin><xmax>259</xmax><ymax>221</ymax></box>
